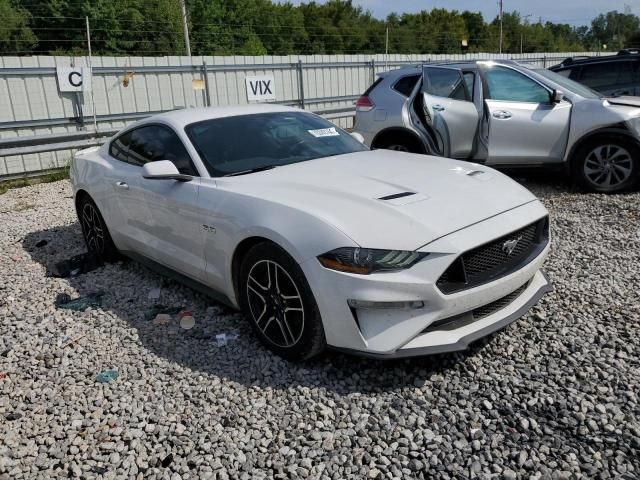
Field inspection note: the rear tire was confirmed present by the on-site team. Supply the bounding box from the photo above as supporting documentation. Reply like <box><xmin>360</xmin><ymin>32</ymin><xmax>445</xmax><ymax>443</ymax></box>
<box><xmin>373</xmin><ymin>132</ymin><xmax>425</xmax><ymax>154</ymax></box>
<box><xmin>77</xmin><ymin>195</ymin><xmax>119</xmax><ymax>261</ymax></box>
<box><xmin>238</xmin><ymin>242</ymin><xmax>326</xmax><ymax>361</ymax></box>
<box><xmin>571</xmin><ymin>136</ymin><xmax>639</xmax><ymax>193</ymax></box>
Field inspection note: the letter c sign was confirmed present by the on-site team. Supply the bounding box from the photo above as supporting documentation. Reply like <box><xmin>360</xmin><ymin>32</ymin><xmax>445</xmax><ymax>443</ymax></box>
<box><xmin>56</xmin><ymin>67</ymin><xmax>92</xmax><ymax>92</ymax></box>
<box><xmin>68</xmin><ymin>71</ymin><xmax>83</xmax><ymax>88</ymax></box>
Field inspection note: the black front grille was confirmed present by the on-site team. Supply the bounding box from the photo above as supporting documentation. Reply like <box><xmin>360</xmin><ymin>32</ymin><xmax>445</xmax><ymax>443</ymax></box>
<box><xmin>423</xmin><ymin>280</ymin><xmax>530</xmax><ymax>333</ymax></box>
<box><xmin>436</xmin><ymin>217</ymin><xmax>549</xmax><ymax>294</ymax></box>
<box><xmin>472</xmin><ymin>282</ymin><xmax>529</xmax><ymax>319</ymax></box>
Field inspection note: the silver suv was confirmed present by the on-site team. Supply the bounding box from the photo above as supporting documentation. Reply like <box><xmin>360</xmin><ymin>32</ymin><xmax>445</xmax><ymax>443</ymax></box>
<box><xmin>353</xmin><ymin>60</ymin><xmax>640</xmax><ymax>193</ymax></box>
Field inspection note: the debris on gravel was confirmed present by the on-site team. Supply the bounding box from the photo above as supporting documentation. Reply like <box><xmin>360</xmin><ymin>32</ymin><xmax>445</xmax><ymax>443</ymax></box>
<box><xmin>1</xmin><ymin>179</ymin><xmax>639</xmax><ymax>479</ymax></box>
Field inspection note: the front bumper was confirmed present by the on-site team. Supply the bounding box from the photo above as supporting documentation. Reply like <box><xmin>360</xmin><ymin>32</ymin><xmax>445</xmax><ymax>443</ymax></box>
<box><xmin>334</xmin><ymin>270</ymin><xmax>551</xmax><ymax>358</ymax></box>
<box><xmin>300</xmin><ymin>200</ymin><xmax>551</xmax><ymax>357</ymax></box>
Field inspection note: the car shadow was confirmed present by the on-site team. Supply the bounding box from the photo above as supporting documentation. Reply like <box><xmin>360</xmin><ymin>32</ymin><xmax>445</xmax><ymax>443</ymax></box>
<box><xmin>498</xmin><ymin>165</ymin><xmax>575</xmax><ymax>190</ymax></box>
<box><xmin>22</xmin><ymin>223</ymin><xmax>494</xmax><ymax>394</ymax></box>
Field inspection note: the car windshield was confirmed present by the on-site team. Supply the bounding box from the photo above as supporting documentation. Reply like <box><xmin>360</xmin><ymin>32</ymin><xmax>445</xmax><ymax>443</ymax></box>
<box><xmin>533</xmin><ymin>68</ymin><xmax>602</xmax><ymax>99</ymax></box>
<box><xmin>185</xmin><ymin>111</ymin><xmax>367</xmax><ymax>177</ymax></box>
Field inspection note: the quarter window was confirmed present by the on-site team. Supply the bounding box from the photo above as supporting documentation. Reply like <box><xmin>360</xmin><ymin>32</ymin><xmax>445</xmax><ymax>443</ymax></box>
<box><xmin>483</xmin><ymin>66</ymin><xmax>550</xmax><ymax>103</ymax></box>
<box><xmin>393</xmin><ymin>75</ymin><xmax>420</xmax><ymax>96</ymax></box>
<box><xmin>127</xmin><ymin>125</ymin><xmax>197</xmax><ymax>175</ymax></box>
<box><xmin>109</xmin><ymin>131</ymin><xmax>132</xmax><ymax>163</ymax></box>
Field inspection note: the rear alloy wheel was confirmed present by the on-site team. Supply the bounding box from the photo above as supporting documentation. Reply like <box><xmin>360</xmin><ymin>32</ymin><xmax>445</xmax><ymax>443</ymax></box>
<box><xmin>239</xmin><ymin>242</ymin><xmax>325</xmax><ymax>361</ymax></box>
<box><xmin>385</xmin><ymin>144</ymin><xmax>411</xmax><ymax>152</ymax></box>
<box><xmin>77</xmin><ymin>195</ymin><xmax>119</xmax><ymax>261</ymax></box>
<box><xmin>573</xmin><ymin>138</ymin><xmax>639</xmax><ymax>193</ymax></box>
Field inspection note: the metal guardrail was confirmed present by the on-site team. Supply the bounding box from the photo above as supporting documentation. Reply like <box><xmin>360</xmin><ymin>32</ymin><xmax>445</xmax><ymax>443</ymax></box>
<box><xmin>0</xmin><ymin>102</ymin><xmax>357</xmax><ymax>159</ymax></box>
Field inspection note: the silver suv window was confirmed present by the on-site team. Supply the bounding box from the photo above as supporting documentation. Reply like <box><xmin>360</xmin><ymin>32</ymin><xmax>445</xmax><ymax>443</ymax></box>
<box><xmin>393</xmin><ymin>75</ymin><xmax>420</xmax><ymax>96</ymax></box>
<box><xmin>424</xmin><ymin>68</ymin><xmax>472</xmax><ymax>101</ymax></box>
<box><xmin>483</xmin><ymin>66</ymin><xmax>549</xmax><ymax>103</ymax></box>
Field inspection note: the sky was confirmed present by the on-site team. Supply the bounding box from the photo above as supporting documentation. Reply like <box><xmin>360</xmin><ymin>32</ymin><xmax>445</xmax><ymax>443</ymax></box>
<box><xmin>284</xmin><ymin>0</ymin><xmax>640</xmax><ymax>26</ymax></box>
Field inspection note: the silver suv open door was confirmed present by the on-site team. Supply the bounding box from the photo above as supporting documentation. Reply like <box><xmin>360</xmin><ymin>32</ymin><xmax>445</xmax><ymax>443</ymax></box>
<box><xmin>420</xmin><ymin>66</ymin><xmax>479</xmax><ymax>159</ymax></box>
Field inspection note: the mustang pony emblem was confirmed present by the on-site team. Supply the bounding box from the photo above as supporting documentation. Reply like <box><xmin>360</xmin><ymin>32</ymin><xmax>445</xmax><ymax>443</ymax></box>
<box><xmin>502</xmin><ymin>236</ymin><xmax>523</xmax><ymax>256</ymax></box>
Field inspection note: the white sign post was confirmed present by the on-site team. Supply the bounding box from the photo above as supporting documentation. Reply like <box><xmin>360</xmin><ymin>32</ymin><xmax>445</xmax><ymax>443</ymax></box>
<box><xmin>56</xmin><ymin>67</ymin><xmax>92</xmax><ymax>93</ymax></box>
<box><xmin>245</xmin><ymin>75</ymin><xmax>276</xmax><ymax>102</ymax></box>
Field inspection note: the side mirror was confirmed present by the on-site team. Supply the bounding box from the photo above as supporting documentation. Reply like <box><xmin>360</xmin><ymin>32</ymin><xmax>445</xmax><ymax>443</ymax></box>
<box><xmin>551</xmin><ymin>89</ymin><xmax>564</xmax><ymax>104</ymax></box>
<box><xmin>142</xmin><ymin>160</ymin><xmax>192</xmax><ymax>182</ymax></box>
<box><xmin>350</xmin><ymin>132</ymin><xmax>365</xmax><ymax>144</ymax></box>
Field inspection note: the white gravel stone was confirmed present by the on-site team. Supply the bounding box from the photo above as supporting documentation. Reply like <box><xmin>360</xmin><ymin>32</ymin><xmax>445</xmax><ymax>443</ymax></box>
<box><xmin>0</xmin><ymin>178</ymin><xmax>639</xmax><ymax>479</ymax></box>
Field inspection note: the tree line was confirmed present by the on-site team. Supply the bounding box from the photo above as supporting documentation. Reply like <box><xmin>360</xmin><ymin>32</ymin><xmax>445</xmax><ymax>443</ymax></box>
<box><xmin>1</xmin><ymin>0</ymin><xmax>639</xmax><ymax>56</ymax></box>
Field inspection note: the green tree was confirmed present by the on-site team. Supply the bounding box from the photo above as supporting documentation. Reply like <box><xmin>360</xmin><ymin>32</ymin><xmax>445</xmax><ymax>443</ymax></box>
<box><xmin>0</xmin><ymin>0</ymin><xmax>37</xmax><ymax>54</ymax></box>
<box><xmin>591</xmin><ymin>10</ymin><xmax>640</xmax><ymax>50</ymax></box>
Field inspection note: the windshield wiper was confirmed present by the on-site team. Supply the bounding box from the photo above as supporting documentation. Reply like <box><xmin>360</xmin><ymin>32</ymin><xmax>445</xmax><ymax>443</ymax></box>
<box><xmin>223</xmin><ymin>165</ymin><xmax>278</xmax><ymax>177</ymax></box>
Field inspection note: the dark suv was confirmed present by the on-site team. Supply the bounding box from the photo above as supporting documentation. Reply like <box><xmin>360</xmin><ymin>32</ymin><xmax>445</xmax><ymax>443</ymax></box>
<box><xmin>549</xmin><ymin>49</ymin><xmax>640</xmax><ymax>96</ymax></box>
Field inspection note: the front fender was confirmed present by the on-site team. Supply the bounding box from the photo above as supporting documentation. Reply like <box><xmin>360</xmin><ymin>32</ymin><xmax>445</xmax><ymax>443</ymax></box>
<box><xmin>197</xmin><ymin>184</ymin><xmax>358</xmax><ymax>304</ymax></box>
<box><xmin>565</xmin><ymin>124</ymin><xmax>640</xmax><ymax>162</ymax></box>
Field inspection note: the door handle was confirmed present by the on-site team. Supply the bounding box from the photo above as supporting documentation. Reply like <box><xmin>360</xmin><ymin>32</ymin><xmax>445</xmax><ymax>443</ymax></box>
<box><xmin>492</xmin><ymin>110</ymin><xmax>512</xmax><ymax>119</ymax></box>
<box><xmin>115</xmin><ymin>181</ymin><xmax>129</xmax><ymax>190</ymax></box>
<box><xmin>433</xmin><ymin>104</ymin><xmax>446</xmax><ymax>112</ymax></box>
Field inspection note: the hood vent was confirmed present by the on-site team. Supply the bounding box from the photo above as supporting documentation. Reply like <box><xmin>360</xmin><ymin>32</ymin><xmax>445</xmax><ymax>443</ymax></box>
<box><xmin>378</xmin><ymin>191</ymin><xmax>416</xmax><ymax>201</ymax></box>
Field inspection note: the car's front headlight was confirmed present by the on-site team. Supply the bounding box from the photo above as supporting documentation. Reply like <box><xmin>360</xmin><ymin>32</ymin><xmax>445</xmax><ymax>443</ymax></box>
<box><xmin>317</xmin><ymin>247</ymin><xmax>428</xmax><ymax>274</ymax></box>
<box><xmin>628</xmin><ymin>117</ymin><xmax>640</xmax><ymax>137</ymax></box>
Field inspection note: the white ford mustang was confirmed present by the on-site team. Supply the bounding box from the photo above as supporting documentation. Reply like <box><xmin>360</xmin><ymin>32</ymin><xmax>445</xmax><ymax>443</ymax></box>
<box><xmin>71</xmin><ymin>105</ymin><xmax>551</xmax><ymax>361</ymax></box>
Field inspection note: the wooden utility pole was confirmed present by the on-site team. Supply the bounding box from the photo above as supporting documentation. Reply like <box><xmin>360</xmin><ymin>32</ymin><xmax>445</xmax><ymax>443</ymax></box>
<box><xmin>499</xmin><ymin>0</ymin><xmax>503</xmax><ymax>54</ymax></box>
<box><xmin>180</xmin><ymin>0</ymin><xmax>192</xmax><ymax>57</ymax></box>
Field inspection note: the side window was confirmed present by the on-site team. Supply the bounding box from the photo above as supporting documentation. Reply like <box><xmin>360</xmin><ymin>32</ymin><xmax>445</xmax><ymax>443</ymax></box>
<box><xmin>579</xmin><ymin>62</ymin><xmax>621</xmax><ymax>89</ymax></box>
<box><xmin>424</xmin><ymin>67</ymin><xmax>471</xmax><ymax>101</ymax></box>
<box><xmin>483</xmin><ymin>66</ymin><xmax>550</xmax><ymax>103</ymax></box>
<box><xmin>109</xmin><ymin>131</ymin><xmax>132</xmax><ymax>162</ymax></box>
<box><xmin>129</xmin><ymin>125</ymin><xmax>197</xmax><ymax>175</ymax></box>
<box><xmin>393</xmin><ymin>75</ymin><xmax>420</xmax><ymax>96</ymax></box>
<box><xmin>618</xmin><ymin>61</ymin><xmax>633</xmax><ymax>85</ymax></box>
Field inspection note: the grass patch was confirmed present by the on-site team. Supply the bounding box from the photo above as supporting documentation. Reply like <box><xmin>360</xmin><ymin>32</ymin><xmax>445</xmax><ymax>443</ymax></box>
<box><xmin>0</xmin><ymin>166</ymin><xmax>70</xmax><ymax>196</ymax></box>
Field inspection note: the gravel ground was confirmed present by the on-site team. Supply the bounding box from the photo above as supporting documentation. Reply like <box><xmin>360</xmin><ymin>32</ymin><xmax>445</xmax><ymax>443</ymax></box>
<box><xmin>1</xmin><ymin>178</ymin><xmax>639</xmax><ymax>480</ymax></box>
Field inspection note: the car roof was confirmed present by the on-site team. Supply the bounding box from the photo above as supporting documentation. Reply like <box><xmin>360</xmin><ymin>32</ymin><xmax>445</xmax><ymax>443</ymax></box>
<box><xmin>383</xmin><ymin>59</ymin><xmax>519</xmax><ymax>77</ymax></box>
<box><xmin>551</xmin><ymin>49</ymin><xmax>640</xmax><ymax>69</ymax></box>
<box><xmin>144</xmin><ymin>104</ymin><xmax>303</xmax><ymax>129</ymax></box>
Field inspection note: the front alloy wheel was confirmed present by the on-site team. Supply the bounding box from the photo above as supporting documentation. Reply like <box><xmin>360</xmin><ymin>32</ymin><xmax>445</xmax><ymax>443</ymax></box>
<box><xmin>583</xmin><ymin>145</ymin><xmax>633</xmax><ymax>190</ymax></box>
<box><xmin>573</xmin><ymin>138</ymin><xmax>639</xmax><ymax>193</ymax></box>
<box><xmin>246</xmin><ymin>260</ymin><xmax>305</xmax><ymax>348</ymax></box>
<box><xmin>239</xmin><ymin>242</ymin><xmax>325</xmax><ymax>361</ymax></box>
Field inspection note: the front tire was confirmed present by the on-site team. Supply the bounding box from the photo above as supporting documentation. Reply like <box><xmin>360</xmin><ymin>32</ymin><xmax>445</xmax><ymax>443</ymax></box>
<box><xmin>571</xmin><ymin>137</ymin><xmax>639</xmax><ymax>193</ymax></box>
<box><xmin>238</xmin><ymin>242</ymin><xmax>326</xmax><ymax>361</ymax></box>
<box><xmin>77</xmin><ymin>195</ymin><xmax>119</xmax><ymax>261</ymax></box>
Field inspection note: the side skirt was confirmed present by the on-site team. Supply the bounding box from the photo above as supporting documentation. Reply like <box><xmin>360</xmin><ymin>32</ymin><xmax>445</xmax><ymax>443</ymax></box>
<box><xmin>120</xmin><ymin>250</ymin><xmax>237</xmax><ymax>309</ymax></box>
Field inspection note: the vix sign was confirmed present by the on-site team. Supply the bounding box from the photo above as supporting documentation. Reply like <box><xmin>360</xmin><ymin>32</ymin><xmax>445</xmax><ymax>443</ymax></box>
<box><xmin>245</xmin><ymin>75</ymin><xmax>276</xmax><ymax>102</ymax></box>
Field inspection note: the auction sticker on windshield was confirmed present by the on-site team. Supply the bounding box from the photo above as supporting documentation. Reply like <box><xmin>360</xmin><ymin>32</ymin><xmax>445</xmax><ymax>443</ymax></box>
<box><xmin>308</xmin><ymin>127</ymin><xmax>340</xmax><ymax>138</ymax></box>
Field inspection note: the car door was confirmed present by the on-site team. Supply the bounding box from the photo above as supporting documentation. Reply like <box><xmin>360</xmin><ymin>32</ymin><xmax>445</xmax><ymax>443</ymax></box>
<box><xmin>100</xmin><ymin>130</ymin><xmax>147</xmax><ymax>250</ymax></box>
<box><xmin>127</xmin><ymin>125</ymin><xmax>208</xmax><ymax>282</ymax></box>
<box><xmin>420</xmin><ymin>66</ymin><xmax>479</xmax><ymax>159</ymax></box>
<box><xmin>480</xmin><ymin>64</ymin><xmax>571</xmax><ymax>165</ymax></box>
